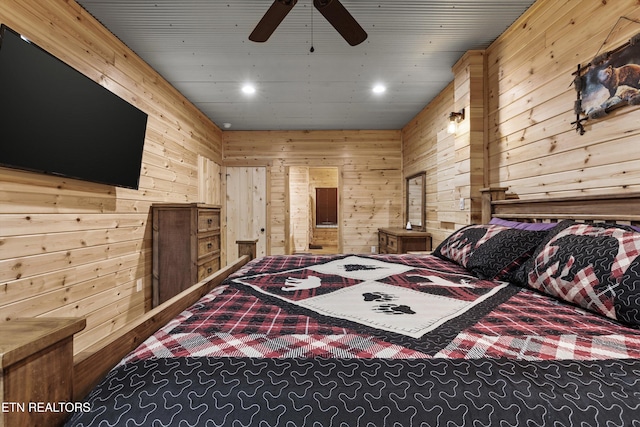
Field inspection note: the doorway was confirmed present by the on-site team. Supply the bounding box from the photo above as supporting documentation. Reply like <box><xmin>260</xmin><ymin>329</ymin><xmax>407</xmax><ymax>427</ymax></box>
<box><xmin>287</xmin><ymin>166</ymin><xmax>340</xmax><ymax>254</ymax></box>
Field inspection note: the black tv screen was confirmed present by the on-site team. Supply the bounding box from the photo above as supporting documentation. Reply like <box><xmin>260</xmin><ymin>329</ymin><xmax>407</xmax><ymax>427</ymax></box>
<box><xmin>0</xmin><ymin>24</ymin><xmax>148</xmax><ymax>189</ymax></box>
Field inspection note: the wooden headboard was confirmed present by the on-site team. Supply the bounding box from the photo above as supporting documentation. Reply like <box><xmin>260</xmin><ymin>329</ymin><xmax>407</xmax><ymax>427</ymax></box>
<box><xmin>481</xmin><ymin>187</ymin><xmax>640</xmax><ymax>227</ymax></box>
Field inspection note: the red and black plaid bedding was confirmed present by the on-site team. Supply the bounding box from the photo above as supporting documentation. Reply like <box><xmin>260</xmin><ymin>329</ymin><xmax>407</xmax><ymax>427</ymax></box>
<box><xmin>66</xmin><ymin>254</ymin><xmax>640</xmax><ymax>427</ymax></box>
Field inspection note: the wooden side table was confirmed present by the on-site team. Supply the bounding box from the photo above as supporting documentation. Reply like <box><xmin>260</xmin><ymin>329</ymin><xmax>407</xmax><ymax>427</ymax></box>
<box><xmin>378</xmin><ymin>228</ymin><xmax>432</xmax><ymax>254</ymax></box>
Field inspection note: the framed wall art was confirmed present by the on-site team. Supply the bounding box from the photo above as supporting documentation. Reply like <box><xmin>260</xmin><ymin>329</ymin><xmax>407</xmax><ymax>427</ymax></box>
<box><xmin>573</xmin><ymin>18</ymin><xmax>640</xmax><ymax>134</ymax></box>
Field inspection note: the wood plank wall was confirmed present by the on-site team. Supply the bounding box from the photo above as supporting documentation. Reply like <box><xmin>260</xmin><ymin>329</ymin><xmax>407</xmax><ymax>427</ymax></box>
<box><xmin>223</xmin><ymin>130</ymin><xmax>402</xmax><ymax>254</ymax></box>
<box><xmin>486</xmin><ymin>0</ymin><xmax>640</xmax><ymax>198</ymax></box>
<box><xmin>402</xmin><ymin>0</ymin><xmax>640</xmax><ymax>245</ymax></box>
<box><xmin>288</xmin><ymin>166</ymin><xmax>310</xmax><ymax>253</ymax></box>
<box><xmin>402</xmin><ymin>86</ymin><xmax>457</xmax><ymax>245</ymax></box>
<box><xmin>0</xmin><ymin>0</ymin><xmax>222</xmax><ymax>354</ymax></box>
<box><xmin>5</xmin><ymin>0</ymin><xmax>639</xmax><ymax>357</ymax></box>
<box><xmin>452</xmin><ymin>51</ymin><xmax>486</xmax><ymax>225</ymax></box>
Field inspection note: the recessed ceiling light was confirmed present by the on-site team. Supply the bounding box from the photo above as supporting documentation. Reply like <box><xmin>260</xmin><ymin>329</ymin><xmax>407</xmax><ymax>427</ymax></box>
<box><xmin>223</xmin><ymin>122</ymin><xmax>232</xmax><ymax>129</ymax></box>
<box><xmin>242</xmin><ymin>84</ymin><xmax>256</xmax><ymax>95</ymax></box>
<box><xmin>372</xmin><ymin>84</ymin><xmax>386</xmax><ymax>94</ymax></box>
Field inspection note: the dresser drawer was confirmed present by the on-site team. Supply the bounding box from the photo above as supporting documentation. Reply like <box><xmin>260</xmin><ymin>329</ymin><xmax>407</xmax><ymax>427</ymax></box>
<box><xmin>378</xmin><ymin>232</ymin><xmax>387</xmax><ymax>247</ymax></box>
<box><xmin>198</xmin><ymin>233</ymin><xmax>220</xmax><ymax>258</ymax></box>
<box><xmin>198</xmin><ymin>257</ymin><xmax>221</xmax><ymax>281</ymax></box>
<box><xmin>198</xmin><ymin>209</ymin><xmax>220</xmax><ymax>232</ymax></box>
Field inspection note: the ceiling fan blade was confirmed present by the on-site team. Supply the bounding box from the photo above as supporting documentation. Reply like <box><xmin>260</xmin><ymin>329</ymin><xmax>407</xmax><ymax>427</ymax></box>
<box><xmin>313</xmin><ymin>0</ymin><xmax>367</xmax><ymax>46</ymax></box>
<box><xmin>249</xmin><ymin>0</ymin><xmax>298</xmax><ymax>42</ymax></box>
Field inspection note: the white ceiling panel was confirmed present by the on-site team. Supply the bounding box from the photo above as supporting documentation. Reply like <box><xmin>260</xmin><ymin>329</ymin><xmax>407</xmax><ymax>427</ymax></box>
<box><xmin>77</xmin><ymin>0</ymin><xmax>536</xmax><ymax>130</ymax></box>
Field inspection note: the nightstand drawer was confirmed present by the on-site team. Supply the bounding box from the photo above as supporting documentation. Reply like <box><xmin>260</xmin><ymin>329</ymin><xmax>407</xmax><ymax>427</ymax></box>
<box><xmin>387</xmin><ymin>235</ymin><xmax>398</xmax><ymax>251</ymax></box>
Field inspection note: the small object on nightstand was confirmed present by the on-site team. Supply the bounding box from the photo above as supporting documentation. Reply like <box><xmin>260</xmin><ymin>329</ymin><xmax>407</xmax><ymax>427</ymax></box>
<box><xmin>406</xmin><ymin>221</ymin><xmax>412</xmax><ymax>230</ymax></box>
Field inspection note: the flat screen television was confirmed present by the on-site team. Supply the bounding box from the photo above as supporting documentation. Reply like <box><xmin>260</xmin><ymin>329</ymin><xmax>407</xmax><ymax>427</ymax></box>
<box><xmin>0</xmin><ymin>24</ymin><xmax>148</xmax><ymax>190</ymax></box>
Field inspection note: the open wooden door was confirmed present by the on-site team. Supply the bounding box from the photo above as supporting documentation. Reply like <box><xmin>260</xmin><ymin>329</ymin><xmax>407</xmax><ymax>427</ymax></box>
<box><xmin>225</xmin><ymin>167</ymin><xmax>267</xmax><ymax>260</ymax></box>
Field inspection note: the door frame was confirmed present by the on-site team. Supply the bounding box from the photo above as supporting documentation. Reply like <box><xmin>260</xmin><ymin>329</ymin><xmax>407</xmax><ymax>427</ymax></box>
<box><xmin>285</xmin><ymin>165</ymin><xmax>342</xmax><ymax>254</ymax></box>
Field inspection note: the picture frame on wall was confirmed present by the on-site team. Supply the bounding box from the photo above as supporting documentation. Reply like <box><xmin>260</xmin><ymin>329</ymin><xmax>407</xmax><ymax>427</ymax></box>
<box><xmin>573</xmin><ymin>27</ymin><xmax>640</xmax><ymax>134</ymax></box>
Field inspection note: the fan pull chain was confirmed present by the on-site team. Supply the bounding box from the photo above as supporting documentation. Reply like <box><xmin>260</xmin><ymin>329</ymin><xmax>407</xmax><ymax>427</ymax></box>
<box><xmin>310</xmin><ymin>2</ymin><xmax>315</xmax><ymax>53</ymax></box>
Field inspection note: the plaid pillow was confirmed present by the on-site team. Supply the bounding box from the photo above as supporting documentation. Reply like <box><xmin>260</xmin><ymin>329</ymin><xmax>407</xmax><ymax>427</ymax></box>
<box><xmin>433</xmin><ymin>224</ymin><xmax>550</xmax><ymax>280</ymax></box>
<box><xmin>517</xmin><ymin>220</ymin><xmax>640</xmax><ymax>327</ymax></box>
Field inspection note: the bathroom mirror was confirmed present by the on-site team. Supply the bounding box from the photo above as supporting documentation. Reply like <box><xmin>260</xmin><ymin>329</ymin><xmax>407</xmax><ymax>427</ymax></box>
<box><xmin>406</xmin><ymin>172</ymin><xmax>426</xmax><ymax>231</ymax></box>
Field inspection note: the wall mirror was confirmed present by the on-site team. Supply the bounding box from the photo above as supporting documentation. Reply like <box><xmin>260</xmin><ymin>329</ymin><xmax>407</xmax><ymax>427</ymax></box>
<box><xmin>406</xmin><ymin>172</ymin><xmax>426</xmax><ymax>231</ymax></box>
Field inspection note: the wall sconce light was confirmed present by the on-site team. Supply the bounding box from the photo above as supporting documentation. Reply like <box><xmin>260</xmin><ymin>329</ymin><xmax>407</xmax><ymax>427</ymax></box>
<box><xmin>447</xmin><ymin>108</ymin><xmax>465</xmax><ymax>134</ymax></box>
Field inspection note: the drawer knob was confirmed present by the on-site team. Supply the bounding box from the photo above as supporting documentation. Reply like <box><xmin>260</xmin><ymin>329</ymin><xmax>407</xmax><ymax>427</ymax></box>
<box><xmin>207</xmin><ymin>242</ymin><xmax>213</xmax><ymax>249</ymax></box>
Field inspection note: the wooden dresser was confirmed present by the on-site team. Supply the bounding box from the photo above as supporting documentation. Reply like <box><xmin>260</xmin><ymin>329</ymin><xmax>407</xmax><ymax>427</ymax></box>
<box><xmin>152</xmin><ymin>203</ymin><xmax>221</xmax><ymax>307</ymax></box>
<box><xmin>378</xmin><ymin>228</ymin><xmax>432</xmax><ymax>254</ymax></box>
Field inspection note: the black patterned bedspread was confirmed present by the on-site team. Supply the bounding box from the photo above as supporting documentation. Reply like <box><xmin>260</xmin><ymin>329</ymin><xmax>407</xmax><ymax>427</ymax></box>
<box><xmin>66</xmin><ymin>254</ymin><xmax>640</xmax><ymax>426</ymax></box>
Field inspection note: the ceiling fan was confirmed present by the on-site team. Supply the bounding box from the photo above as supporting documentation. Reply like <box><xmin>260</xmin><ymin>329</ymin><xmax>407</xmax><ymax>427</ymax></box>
<box><xmin>249</xmin><ymin>0</ymin><xmax>367</xmax><ymax>46</ymax></box>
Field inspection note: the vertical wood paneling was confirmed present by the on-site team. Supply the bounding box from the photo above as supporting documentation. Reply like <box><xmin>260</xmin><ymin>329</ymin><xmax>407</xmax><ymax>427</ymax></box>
<box><xmin>288</xmin><ymin>166</ymin><xmax>310</xmax><ymax>252</ymax></box>
<box><xmin>0</xmin><ymin>0</ymin><xmax>222</xmax><ymax>354</ymax></box>
<box><xmin>198</xmin><ymin>155</ymin><xmax>221</xmax><ymax>206</ymax></box>
<box><xmin>224</xmin><ymin>169</ymin><xmax>241</xmax><ymax>260</ymax></box>
<box><xmin>223</xmin><ymin>130</ymin><xmax>402</xmax><ymax>254</ymax></box>
<box><xmin>269</xmin><ymin>163</ymin><xmax>287</xmax><ymax>254</ymax></box>
<box><xmin>251</xmin><ymin>167</ymin><xmax>268</xmax><ymax>258</ymax></box>
<box><xmin>452</xmin><ymin>51</ymin><xmax>486</xmax><ymax>224</ymax></box>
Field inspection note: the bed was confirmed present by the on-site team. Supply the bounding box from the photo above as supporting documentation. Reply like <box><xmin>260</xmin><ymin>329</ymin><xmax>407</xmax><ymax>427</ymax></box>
<box><xmin>64</xmin><ymin>189</ymin><xmax>640</xmax><ymax>426</ymax></box>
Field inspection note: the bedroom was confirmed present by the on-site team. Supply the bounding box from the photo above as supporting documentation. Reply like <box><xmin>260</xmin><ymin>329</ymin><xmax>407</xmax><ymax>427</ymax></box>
<box><xmin>1</xmin><ymin>0</ymin><xmax>640</xmax><ymax>426</ymax></box>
